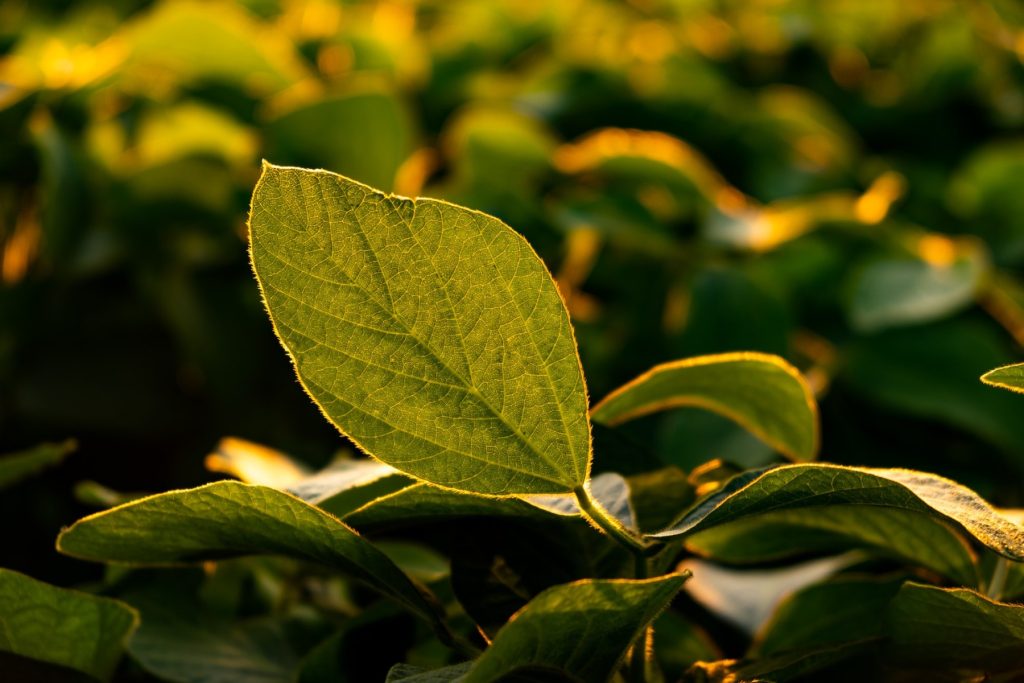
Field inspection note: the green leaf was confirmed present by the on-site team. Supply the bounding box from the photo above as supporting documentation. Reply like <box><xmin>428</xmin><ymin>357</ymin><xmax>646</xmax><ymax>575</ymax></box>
<box><xmin>885</xmin><ymin>582</ymin><xmax>1024</xmax><ymax>674</ymax></box>
<box><xmin>0</xmin><ymin>568</ymin><xmax>138</xmax><ymax>682</ymax></box>
<box><xmin>847</xmin><ymin>244</ymin><xmax>988</xmax><ymax>332</ymax></box>
<box><xmin>249</xmin><ymin>163</ymin><xmax>591</xmax><ymax>496</ymax></box>
<box><xmin>56</xmin><ymin>481</ymin><xmax>443</xmax><ymax>629</ymax></box>
<box><xmin>981</xmin><ymin>362</ymin><xmax>1024</xmax><ymax>394</ymax></box>
<box><xmin>653</xmin><ymin>464</ymin><xmax>1024</xmax><ymax>583</ymax></box>
<box><xmin>684</xmin><ymin>505</ymin><xmax>978</xmax><ymax>585</ymax></box>
<box><xmin>461</xmin><ymin>575</ymin><xmax>688</xmax><ymax>683</ymax></box>
<box><xmin>0</xmin><ymin>439</ymin><xmax>76</xmax><ymax>490</ymax></box>
<box><xmin>752</xmin><ymin>575</ymin><xmax>904</xmax><ymax>657</ymax></box>
<box><xmin>265</xmin><ymin>91</ymin><xmax>414</xmax><ymax>191</ymax></box>
<box><xmin>652</xmin><ymin>611</ymin><xmax>720</xmax><ymax>679</ymax></box>
<box><xmin>385</xmin><ymin>662</ymin><xmax>473</xmax><ymax>682</ymax></box>
<box><xmin>287</xmin><ymin>459</ymin><xmax>413</xmax><ymax>518</ymax></box>
<box><xmin>591</xmin><ymin>352</ymin><xmax>818</xmax><ymax>461</ymax></box>
<box><xmin>344</xmin><ymin>473</ymin><xmax>631</xmax><ymax>532</ymax></box>
<box><xmin>117</xmin><ymin>572</ymin><xmax>302</xmax><ymax>683</ymax></box>
<box><xmin>687</xmin><ymin>640</ymin><xmax>878</xmax><ymax>683</ymax></box>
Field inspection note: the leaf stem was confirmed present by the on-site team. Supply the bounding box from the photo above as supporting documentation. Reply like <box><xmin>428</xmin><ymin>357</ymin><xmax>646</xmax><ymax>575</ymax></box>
<box><xmin>573</xmin><ymin>485</ymin><xmax>648</xmax><ymax>555</ymax></box>
<box><xmin>987</xmin><ymin>557</ymin><xmax>1010</xmax><ymax>601</ymax></box>
<box><xmin>574</xmin><ymin>485</ymin><xmax>653</xmax><ymax>683</ymax></box>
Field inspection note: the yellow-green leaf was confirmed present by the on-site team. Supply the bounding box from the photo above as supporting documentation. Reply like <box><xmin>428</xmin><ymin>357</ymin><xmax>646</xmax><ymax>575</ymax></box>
<box><xmin>591</xmin><ymin>352</ymin><xmax>818</xmax><ymax>461</ymax></box>
<box><xmin>981</xmin><ymin>362</ymin><xmax>1024</xmax><ymax>394</ymax></box>
<box><xmin>249</xmin><ymin>163</ymin><xmax>591</xmax><ymax>495</ymax></box>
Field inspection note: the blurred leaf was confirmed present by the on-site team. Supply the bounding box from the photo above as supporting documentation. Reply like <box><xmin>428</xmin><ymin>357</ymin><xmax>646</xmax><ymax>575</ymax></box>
<box><xmin>592</xmin><ymin>352</ymin><xmax>818</xmax><ymax>461</ymax></box>
<box><xmin>118</xmin><ymin>573</ymin><xmax>303</xmax><ymax>683</ymax></box>
<box><xmin>0</xmin><ymin>439</ymin><xmax>75</xmax><ymax>490</ymax></box>
<box><xmin>885</xmin><ymin>582</ymin><xmax>1024</xmax><ymax>674</ymax></box>
<box><xmin>265</xmin><ymin>90</ymin><xmax>414</xmax><ymax>191</ymax></box>
<box><xmin>653</xmin><ymin>610</ymin><xmax>720</xmax><ymax>680</ymax></box>
<box><xmin>0</xmin><ymin>568</ymin><xmax>138</xmax><ymax>682</ymax></box>
<box><xmin>250</xmin><ymin>164</ymin><xmax>590</xmax><ymax>495</ymax></box>
<box><xmin>843</xmin><ymin>318</ymin><xmax>1024</xmax><ymax>459</ymax></box>
<box><xmin>981</xmin><ymin>363</ymin><xmax>1024</xmax><ymax>395</ymax></box>
<box><xmin>57</xmin><ymin>481</ymin><xmax>445</xmax><ymax>630</ymax></box>
<box><xmin>206</xmin><ymin>436</ymin><xmax>309</xmax><ymax>487</ymax></box>
<box><xmin>462</xmin><ymin>575</ymin><xmax>688</xmax><ymax>683</ymax></box>
<box><xmin>847</xmin><ymin>238</ymin><xmax>988</xmax><ymax>332</ymax></box>
<box><xmin>122</xmin><ymin>0</ymin><xmax>309</xmax><ymax>93</ymax></box>
<box><xmin>686</xmin><ymin>640</ymin><xmax>877</xmax><ymax>683</ymax></box>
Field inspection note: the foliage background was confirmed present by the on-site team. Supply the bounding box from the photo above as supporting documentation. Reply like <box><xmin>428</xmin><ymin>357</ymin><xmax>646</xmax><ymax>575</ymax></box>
<box><xmin>3</xmin><ymin>0</ymin><xmax>1024</xmax><ymax>611</ymax></box>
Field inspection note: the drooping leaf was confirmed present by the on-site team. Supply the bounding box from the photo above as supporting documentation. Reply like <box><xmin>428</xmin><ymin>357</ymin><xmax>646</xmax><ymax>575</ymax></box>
<box><xmin>683</xmin><ymin>504</ymin><xmax>978</xmax><ymax>585</ymax></box>
<box><xmin>652</xmin><ymin>464</ymin><xmax>1024</xmax><ymax>581</ymax></box>
<box><xmin>0</xmin><ymin>569</ymin><xmax>138</xmax><ymax>682</ymax></box>
<box><xmin>981</xmin><ymin>362</ymin><xmax>1024</xmax><ymax>395</ymax></box>
<box><xmin>0</xmin><ymin>439</ymin><xmax>76</xmax><ymax>490</ymax></box>
<box><xmin>249</xmin><ymin>163</ymin><xmax>591</xmax><ymax>496</ymax></box>
<box><xmin>591</xmin><ymin>352</ymin><xmax>818</xmax><ymax>461</ymax></box>
<box><xmin>56</xmin><ymin>481</ymin><xmax>443</xmax><ymax>629</ymax></box>
<box><xmin>461</xmin><ymin>575</ymin><xmax>688</xmax><ymax>683</ymax></box>
<box><xmin>885</xmin><ymin>582</ymin><xmax>1024</xmax><ymax>674</ymax></box>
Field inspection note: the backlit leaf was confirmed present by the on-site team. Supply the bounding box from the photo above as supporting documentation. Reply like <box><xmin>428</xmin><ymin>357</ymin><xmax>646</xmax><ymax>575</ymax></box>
<box><xmin>0</xmin><ymin>568</ymin><xmax>138</xmax><ymax>682</ymax></box>
<box><xmin>981</xmin><ymin>362</ymin><xmax>1024</xmax><ymax>394</ymax></box>
<box><xmin>652</xmin><ymin>465</ymin><xmax>1024</xmax><ymax>579</ymax></box>
<box><xmin>591</xmin><ymin>352</ymin><xmax>818</xmax><ymax>461</ymax></box>
<box><xmin>462</xmin><ymin>575</ymin><xmax>688</xmax><ymax>683</ymax></box>
<box><xmin>56</xmin><ymin>481</ymin><xmax>443</xmax><ymax>629</ymax></box>
<box><xmin>249</xmin><ymin>164</ymin><xmax>591</xmax><ymax>496</ymax></box>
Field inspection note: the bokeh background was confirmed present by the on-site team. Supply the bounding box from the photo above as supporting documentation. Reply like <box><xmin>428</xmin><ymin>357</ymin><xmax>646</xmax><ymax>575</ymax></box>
<box><xmin>3</xmin><ymin>0</ymin><xmax>1024</xmax><ymax>585</ymax></box>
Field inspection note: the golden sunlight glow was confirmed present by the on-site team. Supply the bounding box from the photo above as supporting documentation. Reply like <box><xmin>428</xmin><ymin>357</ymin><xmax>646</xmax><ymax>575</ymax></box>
<box><xmin>854</xmin><ymin>171</ymin><xmax>906</xmax><ymax>224</ymax></box>
<box><xmin>205</xmin><ymin>437</ymin><xmax>308</xmax><ymax>487</ymax></box>
<box><xmin>916</xmin><ymin>234</ymin><xmax>958</xmax><ymax>268</ymax></box>
<box><xmin>2</xmin><ymin>209</ymin><xmax>40</xmax><ymax>285</ymax></box>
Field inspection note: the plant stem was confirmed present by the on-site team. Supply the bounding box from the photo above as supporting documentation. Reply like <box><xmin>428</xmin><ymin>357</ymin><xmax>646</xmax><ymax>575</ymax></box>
<box><xmin>573</xmin><ymin>485</ymin><xmax>648</xmax><ymax>555</ymax></box>
<box><xmin>574</xmin><ymin>485</ymin><xmax>652</xmax><ymax>682</ymax></box>
<box><xmin>987</xmin><ymin>557</ymin><xmax>1010</xmax><ymax>601</ymax></box>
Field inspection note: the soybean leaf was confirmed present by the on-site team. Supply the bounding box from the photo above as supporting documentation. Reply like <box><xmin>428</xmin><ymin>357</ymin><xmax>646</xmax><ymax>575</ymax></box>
<box><xmin>0</xmin><ymin>439</ymin><xmax>76</xmax><ymax>490</ymax></box>
<box><xmin>687</xmin><ymin>640</ymin><xmax>878</xmax><ymax>683</ymax></box>
<box><xmin>344</xmin><ymin>472</ymin><xmax>632</xmax><ymax>532</ymax></box>
<box><xmin>652</xmin><ymin>465</ymin><xmax>1024</xmax><ymax>570</ymax></box>
<box><xmin>385</xmin><ymin>662</ymin><xmax>474</xmax><ymax>682</ymax></box>
<box><xmin>0</xmin><ymin>568</ymin><xmax>138</xmax><ymax>682</ymax></box>
<box><xmin>847</xmin><ymin>245</ymin><xmax>987</xmax><ymax>332</ymax></box>
<box><xmin>56</xmin><ymin>481</ymin><xmax>443</xmax><ymax>629</ymax></box>
<box><xmin>752</xmin><ymin>575</ymin><xmax>904</xmax><ymax>657</ymax></box>
<box><xmin>287</xmin><ymin>459</ymin><xmax>413</xmax><ymax>518</ymax></box>
<box><xmin>982</xmin><ymin>363</ymin><xmax>1024</xmax><ymax>394</ymax></box>
<box><xmin>249</xmin><ymin>163</ymin><xmax>591</xmax><ymax>496</ymax></box>
<box><xmin>591</xmin><ymin>352</ymin><xmax>818</xmax><ymax>461</ymax></box>
<box><xmin>885</xmin><ymin>582</ymin><xmax>1024</xmax><ymax>674</ymax></box>
<box><xmin>205</xmin><ymin>437</ymin><xmax>309</xmax><ymax>488</ymax></box>
<box><xmin>117</xmin><ymin>572</ymin><xmax>302</xmax><ymax>683</ymax></box>
<box><xmin>462</xmin><ymin>575</ymin><xmax>688</xmax><ymax>683</ymax></box>
<box><xmin>653</xmin><ymin>611</ymin><xmax>720</xmax><ymax>680</ymax></box>
<box><xmin>683</xmin><ymin>505</ymin><xmax>978</xmax><ymax>585</ymax></box>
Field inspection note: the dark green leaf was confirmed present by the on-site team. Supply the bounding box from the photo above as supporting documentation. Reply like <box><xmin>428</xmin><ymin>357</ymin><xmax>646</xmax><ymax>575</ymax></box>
<box><xmin>0</xmin><ymin>569</ymin><xmax>138</xmax><ymax>682</ymax></box>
